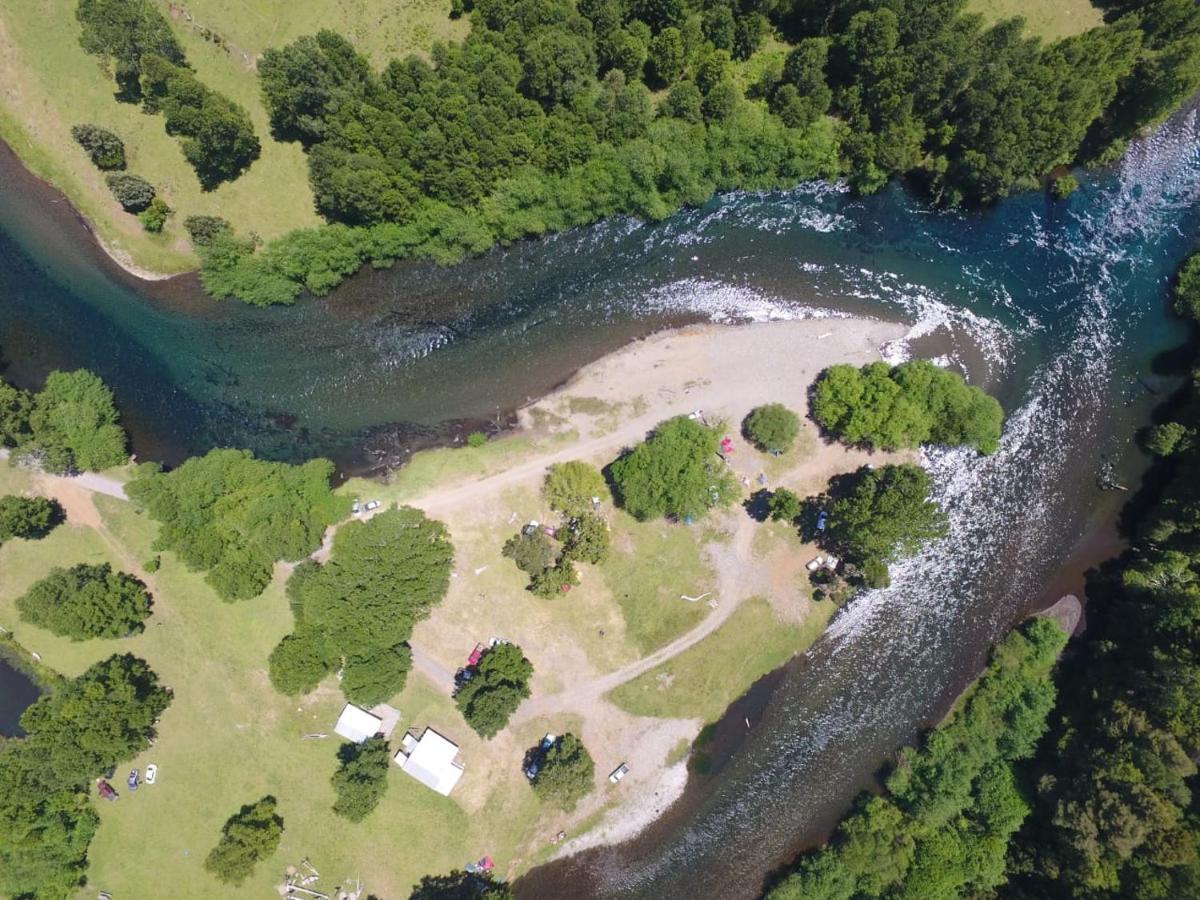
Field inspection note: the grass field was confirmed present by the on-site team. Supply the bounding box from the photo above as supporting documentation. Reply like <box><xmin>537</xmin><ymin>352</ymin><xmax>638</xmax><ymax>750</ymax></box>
<box><xmin>0</xmin><ymin>0</ymin><xmax>465</xmax><ymax>276</ymax></box>
<box><xmin>608</xmin><ymin>597</ymin><xmax>832</xmax><ymax>722</ymax></box>
<box><xmin>967</xmin><ymin>0</ymin><xmax>1104</xmax><ymax>42</ymax></box>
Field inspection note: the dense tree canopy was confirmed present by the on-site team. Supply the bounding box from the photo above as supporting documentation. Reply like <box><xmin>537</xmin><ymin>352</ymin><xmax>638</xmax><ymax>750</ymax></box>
<box><xmin>0</xmin><ymin>495</ymin><xmax>63</xmax><ymax>543</ymax></box>
<box><xmin>812</xmin><ymin>360</ymin><xmax>1003</xmax><ymax>454</ymax></box>
<box><xmin>17</xmin><ymin>562</ymin><xmax>152</xmax><ymax>640</ymax></box>
<box><xmin>530</xmin><ymin>732</ymin><xmax>595</xmax><ymax>810</ymax></box>
<box><xmin>1003</xmin><ymin>278</ymin><xmax>1200</xmax><ymax>898</ymax></box>
<box><xmin>331</xmin><ymin>737</ymin><xmax>391</xmax><ymax>821</ymax></box>
<box><xmin>127</xmin><ymin>449</ymin><xmax>346</xmax><ymax>601</ymax></box>
<box><xmin>10</xmin><ymin>369</ymin><xmax>130</xmax><ymax>474</ymax></box>
<box><xmin>456</xmin><ymin>642</ymin><xmax>534</xmax><ymax>738</ymax></box>
<box><xmin>204</xmin><ymin>796</ymin><xmax>284</xmax><ymax>884</ymax></box>
<box><xmin>270</xmin><ymin>507</ymin><xmax>454</xmax><ymax>705</ymax></box>
<box><xmin>105</xmin><ymin>172</ymin><xmax>156</xmax><ymax>212</ymax></box>
<box><xmin>608</xmin><ymin>416</ymin><xmax>739</xmax><ymax>521</ymax></box>
<box><xmin>767</xmin><ymin>617</ymin><xmax>1067</xmax><ymax>900</ymax></box>
<box><xmin>0</xmin><ymin>653</ymin><xmax>170</xmax><ymax>899</ymax></box>
<box><xmin>824</xmin><ymin>464</ymin><xmax>947</xmax><ymax>586</ymax></box>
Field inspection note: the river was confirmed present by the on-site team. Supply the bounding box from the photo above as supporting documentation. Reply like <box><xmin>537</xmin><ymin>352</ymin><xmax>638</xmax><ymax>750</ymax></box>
<box><xmin>1</xmin><ymin>103</ymin><xmax>1198</xmax><ymax>897</ymax></box>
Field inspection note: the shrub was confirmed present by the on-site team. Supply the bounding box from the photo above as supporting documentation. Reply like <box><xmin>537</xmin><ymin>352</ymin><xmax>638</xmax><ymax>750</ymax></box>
<box><xmin>744</xmin><ymin>403</ymin><xmax>801</xmax><ymax>453</ymax></box>
<box><xmin>16</xmin><ymin>563</ymin><xmax>152</xmax><ymax>640</ymax></box>
<box><xmin>268</xmin><ymin>630</ymin><xmax>330</xmax><ymax>695</ymax></box>
<box><xmin>530</xmin><ymin>733</ymin><xmax>595</xmax><ymax>811</ymax></box>
<box><xmin>466</xmin><ymin>430</ymin><xmax>488</xmax><ymax>447</ymax></box>
<box><xmin>456</xmin><ymin>642</ymin><xmax>533</xmax><ymax>738</ymax></box>
<box><xmin>0</xmin><ymin>495</ymin><xmax>63</xmax><ymax>542</ymax></box>
<box><xmin>70</xmin><ymin>124</ymin><xmax>125</xmax><ymax>169</ymax></box>
<box><xmin>608</xmin><ymin>416</ymin><xmax>739</xmax><ymax>521</ymax></box>
<box><xmin>1051</xmin><ymin>174</ymin><xmax>1080</xmax><ymax>200</ymax></box>
<box><xmin>544</xmin><ymin>460</ymin><xmax>609</xmax><ymax>516</ymax></box>
<box><xmin>1143</xmin><ymin>421</ymin><xmax>1193</xmax><ymax>457</ymax></box>
<box><xmin>105</xmin><ymin>173</ymin><xmax>156</xmax><ymax>212</ymax></box>
<box><xmin>1174</xmin><ymin>251</ymin><xmax>1200</xmax><ymax>323</ymax></box>
<box><xmin>183</xmin><ymin>215</ymin><xmax>232</xmax><ymax>247</ymax></box>
<box><xmin>812</xmin><ymin>360</ymin><xmax>1003</xmax><ymax>454</ymax></box>
<box><xmin>138</xmin><ymin>197</ymin><xmax>172</xmax><ymax>233</ymax></box>
<box><xmin>331</xmin><ymin>737</ymin><xmax>390</xmax><ymax>821</ymax></box>
<box><xmin>529</xmin><ymin>561</ymin><xmax>579</xmax><ymax>598</ymax></box>
<box><xmin>204</xmin><ymin>797</ymin><xmax>283</xmax><ymax>884</ymax></box>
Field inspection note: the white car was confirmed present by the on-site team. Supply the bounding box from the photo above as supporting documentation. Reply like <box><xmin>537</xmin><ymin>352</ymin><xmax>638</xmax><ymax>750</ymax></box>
<box><xmin>609</xmin><ymin>763</ymin><xmax>629</xmax><ymax>784</ymax></box>
<box><xmin>364</xmin><ymin>500</ymin><xmax>382</xmax><ymax>511</ymax></box>
<box><xmin>145</xmin><ymin>764</ymin><xmax>157</xmax><ymax>785</ymax></box>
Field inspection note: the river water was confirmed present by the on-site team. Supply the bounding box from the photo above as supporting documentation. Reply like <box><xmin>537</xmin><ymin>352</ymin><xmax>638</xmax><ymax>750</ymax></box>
<box><xmin>1</xmin><ymin>103</ymin><xmax>1199</xmax><ymax>896</ymax></box>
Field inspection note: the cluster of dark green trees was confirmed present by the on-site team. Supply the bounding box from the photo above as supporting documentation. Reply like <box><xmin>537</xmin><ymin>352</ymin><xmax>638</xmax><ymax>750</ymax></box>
<box><xmin>528</xmin><ymin>732</ymin><xmax>596</xmax><ymax>810</ymax></box>
<box><xmin>71</xmin><ymin>123</ymin><xmax>125</xmax><ymax>170</ymax></box>
<box><xmin>766</xmin><ymin>617</ymin><xmax>1067</xmax><ymax>900</ymax></box>
<box><xmin>0</xmin><ymin>495</ymin><xmax>62</xmax><ymax>544</ymax></box>
<box><xmin>456</xmin><ymin>642</ymin><xmax>534</xmax><ymax>737</ymax></box>
<box><xmin>75</xmin><ymin>0</ymin><xmax>260</xmax><ymax>189</ymax></box>
<box><xmin>268</xmin><ymin>506</ymin><xmax>455</xmax><ymax>706</ymax></box>
<box><xmin>0</xmin><ymin>654</ymin><xmax>172</xmax><ymax>898</ymax></box>
<box><xmin>410</xmin><ymin>870</ymin><xmax>515</xmax><ymax>899</ymax></box>
<box><xmin>0</xmin><ymin>369</ymin><xmax>129</xmax><ymax>474</ymax></box>
<box><xmin>17</xmin><ymin>562</ymin><xmax>152</xmax><ymax>640</ymax></box>
<box><xmin>812</xmin><ymin>359</ymin><xmax>1004</xmax><ymax>454</ymax></box>
<box><xmin>203</xmin><ymin>796</ymin><xmax>284</xmax><ymax>884</ymax></box>
<box><xmin>743</xmin><ymin>402</ymin><xmax>801</xmax><ymax>453</ymax></box>
<box><xmin>126</xmin><ymin>449</ymin><xmax>347</xmax><ymax>601</ymax></box>
<box><xmin>999</xmin><ymin>253</ymin><xmax>1200</xmax><ymax>899</ymax></box>
<box><xmin>189</xmin><ymin>0</ymin><xmax>1200</xmax><ymax>305</ymax></box>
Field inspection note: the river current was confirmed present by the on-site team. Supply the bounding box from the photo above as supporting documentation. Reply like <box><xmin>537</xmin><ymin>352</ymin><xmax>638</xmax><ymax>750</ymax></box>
<box><xmin>1</xmin><ymin>105</ymin><xmax>1199</xmax><ymax>897</ymax></box>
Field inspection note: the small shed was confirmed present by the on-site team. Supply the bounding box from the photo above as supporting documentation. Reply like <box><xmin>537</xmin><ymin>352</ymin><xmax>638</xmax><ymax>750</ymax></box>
<box><xmin>394</xmin><ymin>727</ymin><xmax>465</xmax><ymax>796</ymax></box>
<box><xmin>334</xmin><ymin>703</ymin><xmax>383</xmax><ymax>744</ymax></box>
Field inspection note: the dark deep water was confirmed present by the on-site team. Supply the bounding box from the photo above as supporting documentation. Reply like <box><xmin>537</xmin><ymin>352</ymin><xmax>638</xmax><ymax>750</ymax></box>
<box><xmin>2</xmin><ymin>99</ymin><xmax>1200</xmax><ymax>898</ymax></box>
<box><xmin>0</xmin><ymin>657</ymin><xmax>41</xmax><ymax>737</ymax></box>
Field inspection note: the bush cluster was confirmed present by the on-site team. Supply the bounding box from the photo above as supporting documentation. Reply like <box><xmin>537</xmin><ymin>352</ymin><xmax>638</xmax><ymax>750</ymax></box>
<box><xmin>331</xmin><ymin>737</ymin><xmax>391</xmax><ymax>821</ymax></box>
<box><xmin>529</xmin><ymin>732</ymin><xmax>595</xmax><ymax>811</ymax></box>
<box><xmin>503</xmin><ymin>510</ymin><xmax>611</xmax><ymax>597</ymax></box>
<box><xmin>105</xmin><ymin>173</ymin><xmax>156</xmax><ymax>212</ymax></box>
<box><xmin>204</xmin><ymin>796</ymin><xmax>283</xmax><ymax>884</ymax></box>
<box><xmin>743</xmin><ymin>403</ymin><xmax>800</xmax><ymax>453</ymax></box>
<box><xmin>812</xmin><ymin>360</ymin><xmax>1004</xmax><ymax>454</ymax></box>
<box><xmin>70</xmin><ymin>123</ymin><xmax>126</xmax><ymax>170</ymax></box>
<box><xmin>268</xmin><ymin>507</ymin><xmax>454</xmax><ymax>705</ymax></box>
<box><xmin>0</xmin><ymin>495</ymin><xmax>63</xmax><ymax>543</ymax></box>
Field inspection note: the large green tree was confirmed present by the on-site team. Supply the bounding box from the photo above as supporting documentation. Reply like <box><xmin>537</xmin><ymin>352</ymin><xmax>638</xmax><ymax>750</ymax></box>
<box><xmin>25</xmin><ymin>369</ymin><xmax>129</xmax><ymax>473</ymax></box>
<box><xmin>456</xmin><ymin>642</ymin><xmax>534</xmax><ymax>738</ymax></box>
<box><xmin>331</xmin><ymin>737</ymin><xmax>391</xmax><ymax>822</ymax></box>
<box><xmin>270</xmin><ymin>507</ymin><xmax>454</xmax><ymax>705</ymax></box>
<box><xmin>609</xmin><ymin>416</ymin><xmax>739</xmax><ymax>521</ymax></box>
<box><xmin>530</xmin><ymin>732</ymin><xmax>595</xmax><ymax>811</ymax></box>
<box><xmin>544</xmin><ymin>460</ymin><xmax>610</xmax><ymax>516</ymax></box>
<box><xmin>0</xmin><ymin>495</ymin><xmax>63</xmax><ymax>543</ymax></box>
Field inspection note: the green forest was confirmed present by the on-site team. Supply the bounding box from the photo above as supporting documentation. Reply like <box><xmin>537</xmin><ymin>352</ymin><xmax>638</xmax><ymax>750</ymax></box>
<box><xmin>185</xmin><ymin>0</ymin><xmax>1200</xmax><ymax>305</ymax></box>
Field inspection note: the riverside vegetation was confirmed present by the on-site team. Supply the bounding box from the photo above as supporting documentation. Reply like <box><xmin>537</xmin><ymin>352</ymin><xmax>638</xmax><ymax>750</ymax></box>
<box><xmin>183</xmin><ymin>0</ymin><xmax>1200</xmax><ymax>305</ymax></box>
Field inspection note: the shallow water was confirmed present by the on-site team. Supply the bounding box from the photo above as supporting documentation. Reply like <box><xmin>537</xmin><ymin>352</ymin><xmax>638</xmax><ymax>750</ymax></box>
<box><xmin>1</xmin><ymin>103</ymin><xmax>1199</xmax><ymax>898</ymax></box>
<box><xmin>0</xmin><ymin>657</ymin><xmax>41</xmax><ymax>737</ymax></box>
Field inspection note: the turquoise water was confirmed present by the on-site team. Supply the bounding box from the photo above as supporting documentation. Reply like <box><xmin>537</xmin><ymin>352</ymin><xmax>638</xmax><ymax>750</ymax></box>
<box><xmin>1</xmin><ymin>102</ymin><xmax>1199</xmax><ymax>897</ymax></box>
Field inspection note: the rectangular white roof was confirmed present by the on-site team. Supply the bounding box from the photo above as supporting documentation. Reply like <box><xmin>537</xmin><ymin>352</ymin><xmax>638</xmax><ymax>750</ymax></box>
<box><xmin>334</xmin><ymin>703</ymin><xmax>383</xmax><ymax>743</ymax></box>
<box><xmin>394</xmin><ymin>727</ymin><xmax>465</xmax><ymax>796</ymax></box>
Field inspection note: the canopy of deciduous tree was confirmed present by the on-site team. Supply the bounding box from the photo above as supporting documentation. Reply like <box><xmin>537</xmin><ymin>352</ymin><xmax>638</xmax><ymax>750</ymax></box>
<box><xmin>530</xmin><ymin>732</ymin><xmax>595</xmax><ymax>810</ymax></box>
<box><xmin>812</xmin><ymin>360</ymin><xmax>1003</xmax><ymax>454</ymax></box>
<box><xmin>331</xmin><ymin>737</ymin><xmax>391</xmax><ymax>821</ymax></box>
<box><xmin>744</xmin><ymin>403</ymin><xmax>801</xmax><ymax>453</ymax></box>
<box><xmin>127</xmin><ymin>449</ymin><xmax>346</xmax><ymax>601</ymax></box>
<box><xmin>203</xmin><ymin>796</ymin><xmax>284</xmax><ymax>884</ymax></box>
<box><xmin>17</xmin><ymin>562</ymin><xmax>152</xmax><ymax>640</ymax></box>
<box><xmin>456</xmin><ymin>642</ymin><xmax>534</xmax><ymax>737</ymax></box>
<box><xmin>0</xmin><ymin>495</ymin><xmax>63</xmax><ymax>543</ymax></box>
<box><xmin>269</xmin><ymin>506</ymin><xmax>454</xmax><ymax>705</ymax></box>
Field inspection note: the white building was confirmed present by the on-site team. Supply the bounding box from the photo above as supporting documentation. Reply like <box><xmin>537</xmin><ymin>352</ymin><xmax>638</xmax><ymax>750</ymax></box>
<box><xmin>394</xmin><ymin>728</ymin><xmax>465</xmax><ymax>796</ymax></box>
<box><xmin>333</xmin><ymin>703</ymin><xmax>383</xmax><ymax>743</ymax></box>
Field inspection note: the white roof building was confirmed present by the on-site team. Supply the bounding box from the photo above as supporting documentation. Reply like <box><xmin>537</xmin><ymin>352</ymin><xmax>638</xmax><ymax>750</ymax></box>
<box><xmin>394</xmin><ymin>728</ymin><xmax>465</xmax><ymax>796</ymax></box>
<box><xmin>334</xmin><ymin>703</ymin><xmax>383</xmax><ymax>743</ymax></box>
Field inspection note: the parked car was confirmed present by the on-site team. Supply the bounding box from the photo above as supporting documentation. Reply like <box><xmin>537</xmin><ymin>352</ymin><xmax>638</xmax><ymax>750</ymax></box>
<box><xmin>467</xmin><ymin>642</ymin><xmax>485</xmax><ymax>666</ymax></box>
<box><xmin>351</xmin><ymin>500</ymin><xmax>362</xmax><ymax>514</ymax></box>
<box><xmin>816</xmin><ymin>510</ymin><xmax>829</xmax><ymax>532</ymax></box>
<box><xmin>364</xmin><ymin>499</ymin><xmax>382</xmax><ymax>511</ymax></box>
<box><xmin>127</xmin><ymin>769</ymin><xmax>139</xmax><ymax>791</ymax></box>
<box><xmin>524</xmin><ymin>761</ymin><xmax>540</xmax><ymax>780</ymax></box>
<box><xmin>541</xmin><ymin>733</ymin><xmax>557</xmax><ymax>751</ymax></box>
<box><xmin>145</xmin><ymin>764</ymin><xmax>157</xmax><ymax>785</ymax></box>
<box><xmin>96</xmin><ymin>779</ymin><xmax>118</xmax><ymax>802</ymax></box>
<box><xmin>608</xmin><ymin>763</ymin><xmax>630</xmax><ymax>784</ymax></box>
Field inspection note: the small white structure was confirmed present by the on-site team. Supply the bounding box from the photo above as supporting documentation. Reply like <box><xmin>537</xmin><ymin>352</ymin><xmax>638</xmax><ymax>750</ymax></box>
<box><xmin>394</xmin><ymin>728</ymin><xmax>465</xmax><ymax>796</ymax></box>
<box><xmin>334</xmin><ymin>703</ymin><xmax>383</xmax><ymax>744</ymax></box>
